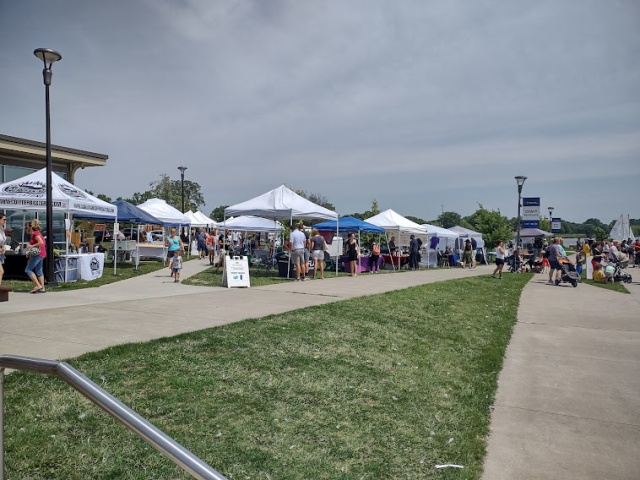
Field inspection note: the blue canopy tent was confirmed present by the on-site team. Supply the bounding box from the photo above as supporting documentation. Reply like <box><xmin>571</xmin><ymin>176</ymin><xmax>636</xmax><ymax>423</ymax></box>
<box><xmin>314</xmin><ymin>216</ymin><xmax>386</xmax><ymax>273</ymax></box>
<box><xmin>76</xmin><ymin>200</ymin><xmax>165</xmax><ymax>273</ymax></box>
<box><xmin>313</xmin><ymin>216</ymin><xmax>385</xmax><ymax>234</ymax></box>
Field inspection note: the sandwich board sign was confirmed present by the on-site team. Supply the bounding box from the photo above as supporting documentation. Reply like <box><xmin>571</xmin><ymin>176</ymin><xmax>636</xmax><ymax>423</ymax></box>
<box><xmin>222</xmin><ymin>256</ymin><xmax>251</xmax><ymax>288</ymax></box>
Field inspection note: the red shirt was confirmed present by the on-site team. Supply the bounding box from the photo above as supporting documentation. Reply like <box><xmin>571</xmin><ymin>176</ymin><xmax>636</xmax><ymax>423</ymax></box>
<box><xmin>30</xmin><ymin>231</ymin><xmax>46</xmax><ymax>258</ymax></box>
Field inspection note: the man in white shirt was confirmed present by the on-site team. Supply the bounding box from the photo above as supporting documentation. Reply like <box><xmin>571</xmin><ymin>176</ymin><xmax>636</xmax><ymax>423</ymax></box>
<box><xmin>289</xmin><ymin>223</ymin><xmax>307</xmax><ymax>281</ymax></box>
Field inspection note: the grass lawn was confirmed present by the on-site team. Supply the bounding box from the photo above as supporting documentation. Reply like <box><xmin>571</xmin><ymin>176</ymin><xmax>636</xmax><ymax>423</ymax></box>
<box><xmin>3</xmin><ymin>260</ymin><xmax>167</xmax><ymax>292</ymax></box>
<box><xmin>3</xmin><ymin>274</ymin><xmax>531</xmax><ymax>479</ymax></box>
<box><xmin>581</xmin><ymin>278</ymin><xmax>630</xmax><ymax>293</ymax></box>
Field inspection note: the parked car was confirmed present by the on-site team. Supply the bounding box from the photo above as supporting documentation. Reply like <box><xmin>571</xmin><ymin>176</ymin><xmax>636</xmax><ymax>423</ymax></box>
<box><xmin>123</xmin><ymin>228</ymin><xmax>140</xmax><ymax>239</ymax></box>
<box><xmin>93</xmin><ymin>230</ymin><xmax>112</xmax><ymax>242</ymax></box>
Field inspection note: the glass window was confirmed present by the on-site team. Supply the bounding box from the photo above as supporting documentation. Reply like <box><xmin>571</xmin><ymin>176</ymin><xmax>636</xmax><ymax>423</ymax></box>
<box><xmin>4</xmin><ymin>166</ymin><xmax>35</xmax><ymax>182</ymax></box>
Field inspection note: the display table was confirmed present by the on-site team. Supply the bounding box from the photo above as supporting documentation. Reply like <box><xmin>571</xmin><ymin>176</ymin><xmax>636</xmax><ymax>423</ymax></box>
<box><xmin>109</xmin><ymin>240</ymin><xmax>138</xmax><ymax>263</ymax></box>
<box><xmin>340</xmin><ymin>255</ymin><xmax>384</xmax><ymax>273</ymax></box>
<box><xmin>135</xmin><ymin>244</ymin><xmax>167</xmax><ymax>261</ymax></box>
<box><xmin>381</xmin><ymin>254</ymin><xmax>409</xmax><ymax>269</ymax></box>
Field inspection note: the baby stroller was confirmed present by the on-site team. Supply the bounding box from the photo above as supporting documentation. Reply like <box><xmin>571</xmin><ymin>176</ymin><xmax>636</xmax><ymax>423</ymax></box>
<box><xmin>556</xmin><ymin>258</ymin><xmax>580</xmax><ymax>287</ymax></box>
<box><xmin>507</xmin><ymin>254</ymin><xmax>523</xmax><ymax>273</ymax></box>
<box><xmin>608</xmin><ymin>257</ymin><xmax>633</xmax><ymax>283</ymax></box>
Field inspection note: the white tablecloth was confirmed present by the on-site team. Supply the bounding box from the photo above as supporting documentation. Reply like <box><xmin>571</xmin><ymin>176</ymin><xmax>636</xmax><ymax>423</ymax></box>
<box><xmin>60</xmin><ymin>253</ymin><xmax>105</xmax><ymax>281</ymax></box>
<box><xmin>135</xmin><ymin>244</ymin><xmax>167</xmax><ymax>261</ymax></box>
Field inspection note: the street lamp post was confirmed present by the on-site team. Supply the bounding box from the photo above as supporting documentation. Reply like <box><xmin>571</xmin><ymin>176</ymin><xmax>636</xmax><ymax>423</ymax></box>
<box><xmin>515</xmin><ymin>176</ymin><xmax>527</xmax><ymax>249</ymax></box>
<box><xmin>178</xmin><ymin>166</ymin><xmax>187</xmax><ymax>213</ymax></box>
<box><xmin>34</xmin><ymin>48</ymin><xmax>62</xmax><ymax>287</ymax></box>
<box><xmin>548</xmin><ymin>206</ymin><xmax>554</xmax><ymax>231</ymax></box>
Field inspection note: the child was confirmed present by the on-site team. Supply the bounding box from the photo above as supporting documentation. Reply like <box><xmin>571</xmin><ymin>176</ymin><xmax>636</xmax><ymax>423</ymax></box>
<box><xmin>172</xmin><ymin>251</ymin><xmax>183</xmax><ymax>283</ymax></box>
<box><xmin>592</xmin><ymin>263</ymin><xmax>606</xmax><ymax>283</ymax></box>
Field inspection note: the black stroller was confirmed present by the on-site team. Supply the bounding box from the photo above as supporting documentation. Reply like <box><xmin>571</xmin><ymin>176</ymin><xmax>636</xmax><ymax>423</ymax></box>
<box><xmin>556</xmin><ymin>258</ymin><xmax>580</xmax><ymax>287</ymax></box>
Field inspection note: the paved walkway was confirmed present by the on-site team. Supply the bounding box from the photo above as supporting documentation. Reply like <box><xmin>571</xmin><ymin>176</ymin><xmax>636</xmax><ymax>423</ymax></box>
<box><xmin>2</xmin><ymin>261</ymin><xmax>639</xmax><ymax>478</ymax></box>
<box><xmin>483</xmin><ymin>275</ymin><xmax>640</xmax><ymax>480</ymax></box>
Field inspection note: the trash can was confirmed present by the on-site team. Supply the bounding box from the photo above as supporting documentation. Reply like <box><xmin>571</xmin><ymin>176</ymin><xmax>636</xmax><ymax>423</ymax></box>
<box><xmin>277</xmin><ymin>252</ymin><xmax>291</xmax><ymax>278</ymax></box>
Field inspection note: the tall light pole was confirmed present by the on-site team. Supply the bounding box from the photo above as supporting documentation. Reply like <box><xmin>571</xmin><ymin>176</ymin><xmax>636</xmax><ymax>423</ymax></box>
<box><xmin>34</xmin><ymin>48</ymin><xmax>62</xmax><ymax>287</ymax></box>
<box><xmin>178</xmin><ymin>166</ymin><xmax>187</xmax><ymax>213</ymax></box>
<box><xmin>515</xmin><ymin>175</ymin><xmax>527</xmax><ymax>249</ymax></box>
<box><xmin>548</xmin><ymin>206</ymin><xmax>554</xmax><ymax>231</ymax></box>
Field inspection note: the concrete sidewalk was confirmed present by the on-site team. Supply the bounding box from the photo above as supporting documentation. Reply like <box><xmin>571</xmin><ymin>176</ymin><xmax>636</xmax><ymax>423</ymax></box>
<box><xmin>483</xmin><ymin>277</ymin><xmax>640</xmax><ymax>480</ymax></box>
<box><xmin>1</xmin><ymin>261</ymin><xmax>489</xmax><ymax>360</ymax></box>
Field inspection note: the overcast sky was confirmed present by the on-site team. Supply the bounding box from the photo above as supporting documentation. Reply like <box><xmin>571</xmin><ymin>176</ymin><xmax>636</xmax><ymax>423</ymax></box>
<box><xmin>1</xmin><ymin>0</ymin><xmax>638</xmax><ymax>224</ymax></box>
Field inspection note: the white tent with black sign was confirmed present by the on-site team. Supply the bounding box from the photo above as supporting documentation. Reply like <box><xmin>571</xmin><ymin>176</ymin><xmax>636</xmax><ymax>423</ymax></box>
<box><xmin>0</xmin><ymin>168</ymin><xmax>117</xmax><ymax>218</ymax></box>
<box><xmin>0</xmin><ymin>168</ymin><xmax>117</xmax><ymax>281</ymax></box>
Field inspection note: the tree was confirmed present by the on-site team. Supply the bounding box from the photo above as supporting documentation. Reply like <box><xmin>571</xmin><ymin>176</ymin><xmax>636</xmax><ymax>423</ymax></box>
<box><xmin>466</xmin><ymin>205</ymin><xmax>512</xmax><ymax>249</ymax></box>
<box><xmin>210</xmin><ymin>205</ymin><xmax>229</xmax><ymax>222</ymax></box>
<box><xmin>405</xmin><ymin>215</ymin><xmax>427</xmax><ymax>225</ymax></box>
<box><xmin>437</xmin><ymin>211</ymin><xmax>463</xmax><ymax>229</ymax></box>
<box><xmin>289</xmin><ymin>186</ymin><xmax>336</xmax><ymax>211</ymax></box>
<box><xmin>370</xmin><ymin>199</ymin><xmax>380</xmax><ymax>216</ymax></box>
<box><xmin>84</xmin><ymin>189</ymin><xmax>112</xmax><ymax>203</ymax></box>
<box><xmin>125</xmin><ymin>174</ymin><xmax>205</xmax><ymax>212</ymax></box>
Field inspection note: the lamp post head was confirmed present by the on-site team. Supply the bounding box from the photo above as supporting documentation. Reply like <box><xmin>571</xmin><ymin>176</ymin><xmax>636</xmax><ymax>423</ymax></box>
<box><xmin>178</xmin><ymin>166</ymin><xmax>187</xmax><ymax>175</ymax></box>
<box><xmin>34</xmin><ymin>48</ymin><xmax>61</xmax><ymax>86</ymax></box>
<box><xmin>548</xmin><ymin>206</ymin><xmax>554</xmax><ymax>214</ymax></box>
<box><xmin>515</xmin><ymin>175</ymin><xmax>527</xmax><ymax>194</ymax></box>
<box><xmin>34</xmin><ymin>48</ymin><xmax>62</xmax><ymax>65</ymax></box>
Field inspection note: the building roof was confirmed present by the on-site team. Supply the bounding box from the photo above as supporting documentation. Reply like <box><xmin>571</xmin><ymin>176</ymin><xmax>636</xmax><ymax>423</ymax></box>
<box><xmin>0</xmin><ymin>133</ymin><xmax>108</xmax><ymax>168</ymax></box>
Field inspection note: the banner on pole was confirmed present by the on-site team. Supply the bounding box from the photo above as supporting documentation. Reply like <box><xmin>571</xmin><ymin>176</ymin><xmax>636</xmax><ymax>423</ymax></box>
<box><xmin>522</xmin><ymin>197</ymin><xmax>540</xmax><ymax>229</ymax></box>
<box><xmin>552</xmin><ymin>218</ymin><xmax>562</xmax><ymax>233</ymax></box>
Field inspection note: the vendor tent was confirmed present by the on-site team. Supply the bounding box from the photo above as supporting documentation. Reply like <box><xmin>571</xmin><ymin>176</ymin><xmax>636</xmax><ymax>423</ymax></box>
<box><xmin>420</xmin><ymin>223</ymin><xmax>459</xmax><ymax>267</ymax></box>
<box><xmin>516</xmin><ymin>227</ymin><xmax>553</xmax><ymax>238</ymax></box>
<box><xmin>225</xmin><ymin>185</ymin><xmax>338</xmax><ymax>221</ymax></box>
<box><xmin>225</xmin><ymin>185</ymin><xmax>338</xmax><ymax>278</ymax></box>
<box><xmin>449</xmin><ymin>226</ymin><xmax>485</xmax><ymax>248</ymax></box>
<box><xmin>77</xmin><ymin>200</ymin><xmax>161</xmax><ymax>224</ymax></box>
<box><xmin>313</xmin><ymin>216</ymin><xmax>385</xmax><ymax>233</ymax></box>
<box><xmin>138</xmin><ymin>199</ymin><xmax>191</xmax><ymax>226</ymax></box>
<box><xmin>365</xmin><ymin>210</ymin><xmax>427</xmax><ymax>271</ymax></box>
<box><xmin>194</xmin><ymin>210</ymin><xmax>217</xmax><ymax>228</ymax></box>
<box><xmin>0</xmin><ymin>168</ymin><xmax>116</xmax><ymax>218</ymax></box>
<box><xmin>365</xmin><ymin>209</ymin><xmax>427</xmax><ymax>236</ymax></box>
<box><xmin>224</xmin><ymin>215</ymin><xmax>283</xmax><ymax>232</ymax></box>
<box><xmin>185</xmin><ymin>210</ymin><xmax>208</xmax><ymax>228</ymax></box>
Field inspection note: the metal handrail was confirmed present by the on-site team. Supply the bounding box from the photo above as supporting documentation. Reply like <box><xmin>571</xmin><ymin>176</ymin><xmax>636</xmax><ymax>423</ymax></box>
<box><xmin>0</xmin><ymin>354</ymin><xmax>227</xmax><ymax>480</ymax></box>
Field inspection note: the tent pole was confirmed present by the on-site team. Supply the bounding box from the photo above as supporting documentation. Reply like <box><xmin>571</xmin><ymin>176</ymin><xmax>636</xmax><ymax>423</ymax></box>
<box><xmin>113</xmin><ymin>218</ymin><xmax>118</xmax><ymax>276</ymax></box>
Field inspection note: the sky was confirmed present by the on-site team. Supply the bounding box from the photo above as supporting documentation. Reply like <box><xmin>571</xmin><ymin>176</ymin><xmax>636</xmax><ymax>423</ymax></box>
<box><xmin>1</xmin><ymin>0</ymin><xmax>639</xmax><ymax>224</ymax></box>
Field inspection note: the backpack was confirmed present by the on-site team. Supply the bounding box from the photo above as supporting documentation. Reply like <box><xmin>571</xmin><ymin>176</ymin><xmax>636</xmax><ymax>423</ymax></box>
<box><xmin>543</xmin><ymin>247</ymin><xmax>550</xmax><ymax>259</ymax></box>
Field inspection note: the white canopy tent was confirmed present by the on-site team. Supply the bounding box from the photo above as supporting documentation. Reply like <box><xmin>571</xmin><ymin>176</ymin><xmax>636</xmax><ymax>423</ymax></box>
<box><xmin>137</xmin><ymin>199</ymin><xmax>191</xmax><ymax>226</ymax></box>
<box><xmin>0</xmin><ymin>168</ymin><xmax>117</xmax><ymax>218</ymax></box>
<box><xmin>0</xmin><ymin>168</ymin><xmax>117</xmax><ymax>281</ymax></box>
<box><xmin>225</xmin><ymin>185</ymin><xmax>338</xmax><ymax>221</ymax></box>
<box><xmin>420</xmin><ymin>223</ymin><xmax>459</xmax><ymax>267</ymax></box>
<box><xmin>449</xmin><ymin>225</ymin><xmax>487</xmax><ymax>264</ymax></box>
<box><xmin>224</xmin><ymin>215</ymin><xmax>283</xmax><ymax>233</ymax></box>
<box><xmin>194</xmin><ymin>210</ymin><xmax>218</xmax><ymax>228</ymax></box>
<box><xmin>225</xmin><ymin>186</ymin><xmax>338</xmax><ymax>277</ymax></box>
<box><xmin>365</xmin><ymin>209</ymin><xmax>428</xmax><ymax>271</ymax></box>
<box><xmin>185</xmin><ymin>210</ymin><xmax>208</xmax><ymax>228</ymax></box>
